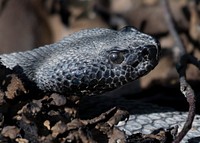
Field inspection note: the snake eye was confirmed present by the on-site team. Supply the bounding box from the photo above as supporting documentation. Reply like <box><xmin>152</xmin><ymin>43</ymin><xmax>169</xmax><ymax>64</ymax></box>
<box><xmin>109</xmin><ymin>52</ymin><xmax>124</xmax><ymax>64</ymax></box>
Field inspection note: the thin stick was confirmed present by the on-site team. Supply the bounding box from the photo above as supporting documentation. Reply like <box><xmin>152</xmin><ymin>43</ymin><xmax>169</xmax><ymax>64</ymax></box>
<box><xmin>162</xmin><ymin>0</ymin><xmax>185</xmax><ymax>62</ymax></box>
<box><xmin>161</xmin><ymin>0</ymin><xmax>197</xmax><ymax>142</ymax></box>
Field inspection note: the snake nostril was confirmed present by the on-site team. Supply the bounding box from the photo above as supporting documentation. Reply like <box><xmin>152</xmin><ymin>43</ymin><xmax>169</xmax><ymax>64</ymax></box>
<box><xmin>142</xmin><ymin>48</ymin><xmax>149</xmax><ymax>57</ymax></box>
<box><xmin>141</xmin><ymin>48</ymin><xmax>149</xmax><ymax>60</ymax></box>
<box><xmin>141</xmin><ymin>45</ymin><xmax>158</xmax><ymax>61</ymax></box>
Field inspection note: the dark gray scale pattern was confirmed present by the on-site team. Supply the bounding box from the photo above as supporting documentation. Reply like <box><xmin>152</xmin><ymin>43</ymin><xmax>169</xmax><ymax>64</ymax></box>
<box><xmin>0</xmin><ymin>26</ymin><xmax>160</xmax><ymax>95</ymax></box>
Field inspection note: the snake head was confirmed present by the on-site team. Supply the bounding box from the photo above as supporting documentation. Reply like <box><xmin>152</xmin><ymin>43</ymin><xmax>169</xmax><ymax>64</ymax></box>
<box><xmin>40</xmin><ymin>26</ymin><xmax>161</xmax><ymax>95</ymax></box>
<box><xmin>59</xmin><ymin>26</ymin><xmax>161</xmax><ymax>94</ymax></box>
<box><xmin>86</xmin><ymin>26</ymin><xmax>161</xmax><ymax>91</ymax></box>
<box><xmin>57</xmin><ymin>26</ymin><xmax>161</xmax><ymax>95</ymax></box>
<box><xmin>0</xmin><ymin>26</ymin><xmax>161</xmax><ymax>95</ymax></box>
<box><xmin>0</xmin><ymin>26</ymin><xmax>160</xmax><ymax>95</ymax></box>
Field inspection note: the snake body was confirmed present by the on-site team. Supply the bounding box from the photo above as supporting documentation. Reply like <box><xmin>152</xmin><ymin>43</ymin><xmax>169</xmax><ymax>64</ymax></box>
<box><xmin>116</xmin><ymin>101</ymin><xmax>200</xmax><ymax>143</ymax></box>
<box><xmin>0</xmin><ymin>26</ymin><xmax>199</xmax><ymax>142</ymax></box>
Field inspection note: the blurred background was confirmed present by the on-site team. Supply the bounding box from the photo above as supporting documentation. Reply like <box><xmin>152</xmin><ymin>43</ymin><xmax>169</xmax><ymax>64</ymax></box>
<box><xmin>0</xmin><ymin>0</ymin><xmax>200</xmax><ymax>111</ymax></box>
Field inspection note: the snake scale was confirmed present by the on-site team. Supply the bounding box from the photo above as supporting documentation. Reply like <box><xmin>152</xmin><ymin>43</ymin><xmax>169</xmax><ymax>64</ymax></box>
<box><xmin>0</xmin><ymin>26</ymin><xmax>199</xmax><ymax>142</ymax></box>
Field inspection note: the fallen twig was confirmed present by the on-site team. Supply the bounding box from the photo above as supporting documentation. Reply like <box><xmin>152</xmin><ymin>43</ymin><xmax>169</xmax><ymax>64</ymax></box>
<box><xmin>161</xmin><ymin>0</ymin><xmax>185</xmax><ymax>62</ymax></box>
<box><xmin>175</xmin><ymin>55</ymin><xmax>199</xmax><ymax>143</ymax></box>
<box><xmin>161</xmin><ymin>0</ymin><xmax>199</xmax><ymax>142</ymax></box>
